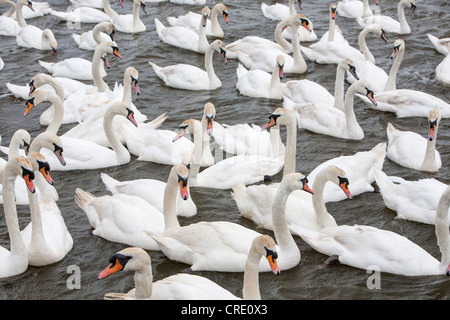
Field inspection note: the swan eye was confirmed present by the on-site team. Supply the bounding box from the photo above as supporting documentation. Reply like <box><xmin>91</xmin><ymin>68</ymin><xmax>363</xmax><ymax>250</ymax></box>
<box><xmin>109</xmin><ymin>253</ymin><xmax>131</xmax><ymax>269</ymax></box>
<box><xmin>37</xmin><ymin>160</ymin><xmax>50</xmax><ymax>174</ymax></box>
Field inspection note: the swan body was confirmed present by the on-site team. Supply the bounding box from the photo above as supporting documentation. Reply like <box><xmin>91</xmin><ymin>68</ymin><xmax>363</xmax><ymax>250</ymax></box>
<box><xmin>146</xmin><ymin>171</ymin><xmax>314</xmax><ymax>272</ymax></box>
<box><xmin>436</xmin><ymin>55</ymin><xmax>450</xmax><ymax>87</ymax></box>
<box><xmin>38</xmin><ymin>57</ymin><xmax>107</xmax><ymax>81</ymax></box>
<box><xmin>49</xmin><ymin>7</ymin><xmax>111</xmax><ymax>23</ymax></box>
<box><xmin>149</xmin><ymin>40</ymin><xmax>228</xmax><ymax>91</ymax></box>
<box><xmin>374</xmin><ymin>169</ymin><xmax>449</xmax><ymax>225</ymax></box>
<box><xmin>97</xmin><ymin>236</ymin><xmax>280</xmax><ymax>300</ymax></box>
<box><xmin>72</xmin><ymin>21</ymin><xmax>115</xmax><ymax>51</ymax></box>
<box><xmin>386</xmin><ymin>110</ymin><xmax>442</xmax><ymax>172</ymax></box>
<box><xmin>283</xmin><ymin>80</ymin><xmax>377</xmax><ymax>140</ymax></box>
<box><xmin>16</xmin><ymin>25</ymin><xmax>57</xmax><ymax>52</ymax></box>
<box><xmin>427</xmin><ymin>33</ymin><xmax>450</xmax><ymax>56</ymax></box>
<box><xmin>236</xmin><ymin>55</ymin><xmax>284</xmax><ymax>100</ymax></box>
<box><xmin>69</xmin><ymin>0</ymin><xmax>103</xmax><ymax>8</ymax></box>
<box><xmin>166</xmin><ymin>3</ymin><xmax>228</xmax><ymax>38</ymax></box>
<box><xmin>155</xmin><ymin>7</ymin><xmax>210</xmax><ymax>54</ymax></box>
<box><xmin>75</xmin><ymin>164</ymin><xmax>190</xmax><ymax>250</ymax></box>
<box><xmin>169</xmin><ymin>0</ymin><xmax>205</xmax><ymax>5</ymax></box>
<box><xmin>337</xmin><ymin>0</ymin><xmax>377</xmax><ymax>19</ymax></box>
<box><xmin>260</xmin><ymin>0</ymin><xmax>302</xmax><ymax>20</ymax></box>
<box><xmin>111</xmin><ymin>0</ymin><xmax>146</xmax><ymax>33</ymax></box>
<box><xmin>356</xmin><ymin>0</ymin><xmax>416</xmax><ymax>34</ymax></box>
<box><xmin>0</xmin><ymin>14</ymin><xmax>19</xmax><ymax>36</ymax></box>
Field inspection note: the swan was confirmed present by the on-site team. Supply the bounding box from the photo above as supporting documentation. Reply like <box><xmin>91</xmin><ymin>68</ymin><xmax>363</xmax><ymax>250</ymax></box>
<box><xmin>337</xmin><ymin>0</ymin><xmax>378</xmax><ymax>19</ymax></box>
<box><xmin>229</xmin><ymin>15</ymin><xmax>310</xmax><ymax>74</ymax></box>
<box><xmin>386</xmin><ymin>109</ymin><xmax>442</xmax><ymax>173</ymax></box>
<box><xmin>25</xmin><ymin>89</ymin><xmax>138</xmax><ymax>171</ymax></box>
<box><xmin>72</xmin><ymin>21</ymin><xmax>115</xmax><ymax>51</ymax></box>
<box><xmin>261</xmin><ymin>0</ymin><xmax>302</xmax><ymax>21</ymax></box>
<box><xmin>166</xmin><ymin>3</ymin><xmax>229</xmax><ymax>38</ymax></box>
<box><xmin>282</xmin><ymin>14</ymin><xmax>317</xmax><ymax>43</ymax></box>
<box><xmin>172</xmin><ymin>114</ymin><xmax>288</xmax><ymax>189</ymax></box>
<box><xmin>281</xmin><ymin>58</ymin><xmax>359</xmax><ymax>111</ymax></box>
<box><xmin>0</xmin><ymin>155</ymin><xmax>35</xmax><ymax>279</ymax></box>
<box><xmin>374</xmin><ymin>168</ymin><xmax>450</xmax><ymax>225</ymax></box>
<box><xmin>2</xmin><ymin>0</ymin><xmax>51</xmax><ymax>20</ymax></box>
<box><xmin>283</xmin><ymin>80</ymin><xmax>377</xmax><ymax>140</ymax></box>
<box><xmin>356</xmin><ymin>0</ymin><xmax>416</xmax><ymax>34</ymax></box>
<box><xmin>15</xmin><ymin>0</ymin><xmax>57</xmax><ymax>52</ymax></box>
<box><xmin>75</xmin><ymin>164</ymin><xmax>190</xmax><ymax>250</ymax></box>
<box><xmin>436</xmin><ymin>54</ymin><xmax>450</xmax><ymax>87</ymax></box>
<box><xmin>149</xmin><ymin>39</ymin><xmax>228</xmax><ymax>91</ymax></box>
<box><xmin>169</xmin><ymin>0</ymin><xmax>205</xmax><ymax>5</ymax></box>
<box><xmin>111</xmin><ymin>0</ymin><xmax>146</xmax><ymax>33</ymax></box>
<box><xmin>357</xmin><ymin>39</ymin><xmax>450</xmax><ymax>117</ymax></box>
<box><xmin>155</xmin><ymin>7</ymin><xmax>210</xmax><ymax>54</ymax></box>
<box><xmin>49</xmin><ymin>0</ymin><xmax>113</xmax><ymax>24</ymax></box>
<box><xmin>313</xmin><ymin>3</ymin><xmax>348</xmax><ymax>45</ymax></box>
<box><xmin>289</xmin><ymin>184</ymin><xmax>450</xmax><ymax>277</ymax></box>
<box><xmin>21</xmin><ymin>152</ymin><xmax>73</xmax><ymax>267</ymax></box>
<box><xmin>0</xmin><ymin>0</ymin><xmax>20</xmax><ymax>36</ymax></box>
<box><xmin>233</xmin><ymin>165</ymin><xmax>352</xmax><ymax>232</ymax></box>
<box><xmin>97</xmin><ymin>236</ymin><xmax>280</xmax><ymax>300</ymax></box>
<box><xmin>236</xmin><ymin>55</ymin><xmax>285</xmax><ymax>100</ymax></box>
<box><xmin>427</xmin><ymin>33</ymin><xmax>450</xmax><ymax>56</ymax></box>
<box><xmin>69</xmin><ymin>0</ymin><xmax>103</xmax><ymax>8</ymax></box>
<box><xmin>145</xmin><ymin>171</ymin><xmax>314</xmax><ymax>272</ymax></box>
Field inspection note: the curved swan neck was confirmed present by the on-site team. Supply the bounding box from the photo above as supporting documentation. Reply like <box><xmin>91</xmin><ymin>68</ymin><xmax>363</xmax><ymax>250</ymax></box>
<box><xmin>204</xmin><ymin>46</ymin><xmax>220</xmax><ymax>88</ymax></box>
<box><xmin>121</xmin><ymin>70</ymin><xmax>133</xmax><ymax>105</ymax></box>
<box><xmin>44</xmin><ymin>93</ymin><xmax>64</xmax><ymax>135</ymax></box>
<box><xmin>384</xmin><ymin>45</ymin><xmax>405</xmax><ymax>91</ymax></box>
<box><xmin>27</xmin><ymin>186</ymin><xmax>47</xmax><ymax>248</ymax></box>
<box><xmin>362</xmin><ymin>0</ymin><xmax>372</xmax><ymax>18</ymax></box>
<box><xmin>92</xmin><ymin>45</ymin><xmax>110</xmax><ymax>92</ymax></box>
<box><xmin>2</xmin><ymin>0</ymin><xmax>16</xmax><ymax>18</ymax></box>
<box><xmin>343</xmin><ymin>84</ymin><xmax>362</xmax><ymax>137</ymax></box>
<box><xmin>283</xmin><ymin>118</ymin><xmax>297</xmax><ymax>176</ymax></box>
<box><xmin>333</xmin><ymin>65</ymin><xmax>346</xmax><ymax>110</ymax></box>
<box><xmin>275</xmin><ymin>18</ymin><xmax>292</xmax><ymax>52</ymax></box>
<box><xmin>92</xmin><ymin>22</ymin><xmax>109</xmax><ymax>45</ymax></box>
<box><xmin>102</xmin><ymin>0</ymin><xmax>117</xmax><ymax>17</ymax></box>
<box><xmin>132</xmin><ymin>0</ymin><xmax>142</xmax><ymax>29</ymax></box>
<box><xmin>358</xmin><ymin>27</ymin><xmax>375</xmax><ymax>64</ymax></box>
<box><xmin>242</xmin><ymin>247</ymin><xmax>262</xmax><ymax>300</ymax></box>
<box><xmin>42</xmin><ymin>76</ymin><xmax>65</xmax><ymax>103</ymax></box>
<box><xmin>103</xmin><ymin>105</ymin><xmax>130</xmax><ymax>163</ymax></box>
<box><xmin>15</xmin><ymin>0</ymin><xmax>27</xmax><ymax>27</ymax></box>
<box><xmin>163</xmin><ymin>167</ymin><xmax>181</xmax><ymax>230</ymax></box>
<box><xmin>397</xmin><ymin>0</ymin><xmax>411</xmax><ymax>34</ymax></box>
<box><xmin>291</xmin><ymin>20</ymin><xmax>307</xmax><ymax>72</ymax></box>
<box><xmin>210</xmin><ymin>4</ymin><xmax>223</xmax><ymax>35</ymax></box>
<box><xmin>436</xmin><ymin>187</ymin><xmax>450</xmax><ymax>269</ymax></box>
<box><xmin>133</xmin><ymin>266</ymin><xmax>153</xmax><ymax>299</ymax></box>
<box><xmin>197</xmin><ymin>12</ymin><xmax>208</xmax><ymax>52</ymax></box>
<box><xmin>272</xmin><ymin>180</ymin><xmax>297</xmax><ymax>251</ymax></box>
<box><xmin>312</xmin><ymin>170</ymin><xmax>338</xmax><ymax>229</ymax></box>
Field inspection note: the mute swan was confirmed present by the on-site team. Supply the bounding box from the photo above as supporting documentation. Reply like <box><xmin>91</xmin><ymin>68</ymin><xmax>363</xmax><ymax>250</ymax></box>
<box><xmin>146</xmin><ymin>171</ymin><xmax>314</xmax><ymax>272</ymax></box>
<box><xmin>312</xmin><ymin>3</ymin><xmax>348</xmax><ymax>45</ymax></box>
<box><xmin>374</xmin><ymin>168</ymin><xmax>450</xmax><ymax>225</ymax></box>
<box><xmin>72</xmin><ymin>21</ymin><xmax>115</xmax><ymax>51</ymax></box>
<box><xmin>436</xmin><ymin>54</ymin><xmax>450</xmax><ymax>87</ymax></box>
<box><xmin>289</xmin><ymin>184</ymin><xmax>450</xmax><ymax>277</ymax></box>
<box><xmin>337</xmin><ymin>0</ymin><xmax>378</xmax><ymax>19</ymax></box>
<box><xmin>155</xmin><ymin>7</ymin><xmax>210</xmax><ymax>54</ymax></box>
<box><xmin>70</xmin><ymin>0</ymin><xmax>103</xmax><ymax>8</ymax></box>
<box><xmin>111</xmin><ymin>0</ymin><xmax>146</xmax><ymax>33</ymax></box>
<box><xmin>282</xmin><ymin>14</ymin><xmax>317</xmax><ymax>42</ymax></box>
<box><xmin>166</xmin><ymin>3</ymin><xmax>229</xmax><ymax>38</ymax></box>
<box><xmin>149</xmin><ymin>40</ymin><xmax>228</xmax><ymax>91</ymax></box>
<box><xmin>281</xmin><ymin>58</ymin><xmax>359</xmax><ymax>111</ymax></box>
<box><xmin>233</xmin><ymin>165</ymin><xmax>352</xmax><ymax>233</ymax></box>
<box><xmin>15</xmin><ymin>1</ymin><xmax>51</xmax><ymax>19</ymax></box>
<box><xmin>0</xmin><ymin>155</ymin><xmax>35</xmax><ymax>278</ymax></box>
<box><xmin>15</xmin><ymin>0</ymin><xmax>57</xmax><ymax>52</ymax></box>
<box><xmin>97</xmin><ymin>236</ymin><xmax>280</xmax><ymax>300</ymax></box>
<box><xmin>427</xmin><ymin>33</ymin><xmax>450</xmax><ymax>56</ymax></box>
<box><xmin>283</xmin><ymin>80</ymin><xmax>377</xmax><ymax>140</ymax></box>
<box><xmin>230</xmin><ymin>15</ymin><xmax>309</xmax><ymax>74</ymax></box>
<box><xmin>261</xmin><ymin>0</ymin><xmax>302</xmax><ymax>20</ymax></box>
<box><xmin>75</xmin><ymin>164</ymin><xmax>190</xmax><ymax>250</ymax></box>
<box><xmin>21</xmin><ymin>152</ymin><xmax>73</xmax><ymax>267</ymax></box>
<box><xmin>49</xmin><ymin>0</ymin><xmax>113</xmax><ymax>23</ymax></box>
<box><xmin>386</xmin><ymin>109</ymin><xmax>442</xmax><ymax>173</ymax></box>
<box><xmin>0</xmin><ymin>0</ymin><xmax>20</xmax><ymax>36</ymax></box>
<box><xmin>356</xmin><ymin>0</ymin><xmax>416</xmax><ymax>34</ymax></box>
<box><xmin>236</xmin><ymin>55</ymin><xmax>285</xmax><ymax>100</ymax></box>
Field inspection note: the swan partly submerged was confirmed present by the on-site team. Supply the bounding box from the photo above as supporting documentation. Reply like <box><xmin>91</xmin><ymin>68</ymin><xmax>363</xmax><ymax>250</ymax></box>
<box><xmin>111</xmin><ymin>0</ymin><xmax>147</xmax><ymax>34</ymax></box>
<box><xmin>337</xmin><ymin>0</ymin><xmax>378</xmax><ymax>19</ymax></box>
<box><xmin>97</xmin><ymin>236</ymin><xmax>280</xmax><ymax>300</ymax></box>
<box><xmin>72</xmin><ymin>21</ymin><xmax>115</xmax><ymax>51</ymax></box>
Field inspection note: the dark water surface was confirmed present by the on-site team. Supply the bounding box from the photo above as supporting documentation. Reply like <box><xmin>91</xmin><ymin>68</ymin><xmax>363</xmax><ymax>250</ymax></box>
<box><xmin>0</xmin><ymin>0</ymin><xmax>449</xmax><ymax>301</ymax></box>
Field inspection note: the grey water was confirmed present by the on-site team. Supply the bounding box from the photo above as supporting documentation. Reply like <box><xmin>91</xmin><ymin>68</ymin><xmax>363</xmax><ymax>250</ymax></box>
<box><xmin>0</xmin><ymin>0</ymin><xmax>449</xmax><ymax>301</ymax></box>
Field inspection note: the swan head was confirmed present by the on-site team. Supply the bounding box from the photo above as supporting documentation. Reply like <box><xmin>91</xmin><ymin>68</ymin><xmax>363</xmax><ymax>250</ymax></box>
<box><xmin>219</xmin><ymin>4</ymin><xmax>229</xmax><ymax>24</ymax></box>
<box><xmin>173</xmin><ymin>119</ymin><xmax>197</xmax><ymax>142</ymax></box>
<box><xmin>110</xmin><ymin>102</ymin><xmax>138</xmax><ymax>127</ymax></box>
<box><xmin>42</xmin><ymin>29</ymin><xmax>58</xmax><ymax>54</ymax></box>
<box><xmin>27</xmin><ymin>151</ymin><xmax>54</xmax><ymax>186</ymax></box>
<box><xmin>99</xmin><ymin>41</ymin><xmax>122</xmax><ymax>60</ymax></box>
<box><xmin>340</xmin><ymin>58</ymin><xmax>359</xmax><ymax>80</ymax></box>
<box><xmin>201</xmin><ymin>7</ymin><xmax>210</xmax><ymax>27</ymax></box>
<box><xmin>295</xmin><ymin>14</ymin><xmax>312</xmax><ymax>32</ymax></box>
<box><xmin>253</xmin><ymin>235</ymin><xmax>280</xmax><ymax>275</ymax></box>
<box><xmin>175</xmin><ymin>164</ymin><xmax>189</xmax><ymax>201</ymax></box>
<box><xmin>330</xmin><ymin>3</ymin><xmax>337</xmax><ymax>20</ymax></box>
<box><xmin>276</xmin><ymin>55</ymin><xmax>285</xmax><ymax>79</ymax></box>
<box><xmin>125</xmin><ymin>67</ymin><xmax>140</xmax><ymax>95</ymax></box>
<box><xmin>13</xmin><ymin>129</ymin><xmax>31</xmax><ymax>156</ymax></box>
<box><xmin>326</xmin><ymin>166</ymin><xmax>352</xmax><ymax>200</ymax></box>
<box><xmin>139</xmin><ymin>0</ymin><xmax>147</xmax><ymax>14</ymax></box>
<box><xmin>28</xmin><ymin>73</ymin><xmax>54</xmax><ymax>96</ymax></box>
<box><xmin>98</xmin><ymin>247</ymin><xmax>150</xmax><ymax>279</ymax></box>
<box><xmin>33</xmin><ymin>132</ymin><xmax>66</xmax><ymax>166</ymax></box>
<box><xmin>427</xmin><ymin>109</ymin><xmax>441</xmax><ymax>141</ymax></box>
<box><xmin>25</xmin><ymin>88</ymin><xmax>58</xmax><ymax>116</ymax></box>
<box><xmin>9</xmin><ymin>156</ymin><xmax>35</xmax><ymax>193</ymax></box>
<box><xmin>210</xmin><ymin>40</ymin><xmax>228</xmax><ymax>65</ymax></box>
<box><xmin>24</xmin><ymin>0</ymin><xmax>34</xmax><ymax>12</ymax></box>
<box><xmin>262</xmin><ymin>108</ymin><xmax>296</xmax><ymax>130</ymax></box>
<box><xmin>204</xmin><ymin>102</ymin><xmax>215</xmax><ymax>135</ymax></box>
<box><xmin>407</xmin><ymin>0</ymin><xmax>417</xmax><ymax>16</ymax></box>
<box><xmin>352</xmin><ymin>81</ymin><xmax>377</xmax><ymax>106</ymax></box>
<box><xmin>366</xmin><ymin>24</ymin><xmax>388</xmax><ymax>43</ymax></box>
<box><xmin>282</xmin><ymin>172</ymin><xmax>314</xmax><ymax>195</ymax></box>
<box><xmin>390</xmin><ymin>39</ymin><xmax>405</xmax><ymax>59</ymax></box>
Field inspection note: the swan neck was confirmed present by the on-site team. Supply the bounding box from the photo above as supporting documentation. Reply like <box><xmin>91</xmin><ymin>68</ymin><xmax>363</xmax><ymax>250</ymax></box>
<box><xmin>358</xmin><ymin>28</ymin><xmax>375</xmax><ymax>63</ymax></box>
<box><xmin>27</xmin><ymin>189</ymin><xmax>47</xmax><ymax>247</ymax></box>
<box><xmin>103</xmin><ymin>107</ymin><xmax>130</xmax><ymax>163</ymax></box>
<box><xmin>242</xmin><ymin>248</ymin><xmax>262</xmax><ymax>300</ymax></box>
<box><xmin>3</xmin><ymin>0</ymin><xmax>15</xmax><ymax>18</ymax></box>
<box><xmin>210</xmin><ymin>5</ymin><xmax>221</xmax><ymax>33</ymax></box>
<box><xmin>163</xmin><ymin>167</ymin><xmax>181</xmax><ymax>230</ymax></box>
<box><xmin>397</xmin><ymin>1</ymin><xmax>410</xmax><ymax>33</ymax></box>
<box><xmin>384</xmin><ymin>47</ymin><xmax>404</xmax><ymax>91</ymax></box>
<box><xmin>275</xmin><ymin>19</ymin><xmax>292</xmax><ymax>51</ymax></box>
<box><xmin>92</xmin><ymin>47</ymin><xmax>109</xmax><ymax>92</ymax></box>
<box><xmin>435</xmin><ymin>187</ymin><xmax>450</xmax><ymax>269</ymax></box>
<box><xmin>272</xmin><ymin>180</ymin><xmax>297</xmax><ymax>251</ymax></box>
<box><xmin>270</xmin><ymin>126</ymin><xmax>284</xmax><ymax>157</ymax></box>
<box><xmin>291</xmin><ymin>22</ymin><xmax>306</xmax><ymax>71</ymax></box>
<box><xmin>362</xmin><ymin>0</ymin><xmax>372</xmax><ymax>17</ymax></box>
<box><xmin>45</xmin><ymin>94</ymin><xmax>64</xmax><ymax>135</ymax></box>
<box><xmin>311</xmin><ymin>172</ymin><xmax>337</xmax><ymax>229</ymax></box>
<box><xmin>132</xmin><ymin>0</ymin><xmax>141</xmax><ymax>28</ymax></box>
<box><xmin>102</xmin><ymin>0</ymin><xmax>117</xmax><ymax>17</ymax></box>
<box><xmin>328</xmin><ymin>16</ymin><xmax>335</xmax><ymax>42</ymax></box>
<box><xmin>421</xmin><ymin>133</ymin><xmax>438</xmax><ymax>170</ymax></box>
<box><xmin>15</xmin><ymin>1</ymin><xmax>26</xmax><ymax>27</ymax></box>
<box><xmin>204</xmin><ymin>46</ymin><xmax>219</xmax><ymax>88</ymax></box>
<box><xmin>197</xmin><ymin>14</ymin><xmax>208</xmax><ymax>51</ymax></box>
<box><xmin>343</xmin><ymin>85</ymin><xmax>363</xmax><ymax>138</ymax></box>
<box><xmin>133</xmin><ymin>266</ymin><xmax>153</xmax><ymax>299</ymax></box>
<box><xmin>333</xmin><ymin>66</ymin><xmax>345</xmax><ymax>110</ymax></box>
<box><xmin>283</xmin><ymin>120</ymin><xmax>297</xmax><ymax>176</ymax></box>
<box><xmin>122</xmin><ymin>72</ymin><xmax>132</xmax><ymax>104</ymax></box>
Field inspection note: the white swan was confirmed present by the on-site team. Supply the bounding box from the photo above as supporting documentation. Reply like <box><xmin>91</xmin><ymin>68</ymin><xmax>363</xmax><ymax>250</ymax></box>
<box><xmin>374</xmin><ymin>168</ymin><xmax>450</xmax><ymax>225</ymax></box>
<box><xmin>149</xmin><ymin>40</ymin><xmax>228</xmax><ymax>91</ymax></box>
<box><xmin>166</xmin><ymin>3</ymin><xmax>229</xmax><ymax>38</ymax></box>
<box><xmin>233</xmin><ymin>165</ymin><xmax>351</xmax><ymax>232</ymax></box>
<box><xmin>72</xmin><ymin>21</ymin><xmax>115</xmax><ymax>51</ymax></box>
<box><xmin>386</xmin><ymin>109</ymin><xmax>442</xmax><ymax>173</ymax></box>
<box><xmin>427</xmin><ymin>33</ymin><xmax>450</xmax><ymax>56</ymax></box>
<box><xmin>229</xmin><ymin>15</ymin><xmax>309</xmax><ymax>74</ymax></box>
<box><xmin>356</xmin><ymin>0</ymin><xmax>416</xmax><ymax>34</ymax></box>
<box><xmin>21</xmin><ymin>151</ymin><xmax>73</xmax><ymax>267</ymax></box>
<box><xmin>337</xmin><ymin>0</ymin><xmax>377</xmax><ymax>19</ymax></box>
<box><xmin>0</xmin><ymin>155</ymin><xmax>35</xmax><ymax>279</ymax></box>
<box><xmin>111</xmin><ymin>0</ymin><xmax>146</xmax><ymax>33</ymax></box>
<box><xmin>282</xmin><ymin>14</ymin><xmax>317</xmax><ymax>42</ymax></box>
<box><xmin>169</xmin><ymin>0</ymin><xmax>205</xmax><ymax>5</ymax></box>
<box><xmin>146</xmin><ymin>171</ymin><xmax>314</xmax><ymax>272</ymax></box>
<box><xmin>312</xmin><ymin>3</ymin><xmax>348</xmax><ymax>45</ymax></box>
<box><xmin>261</xmin><ymin>0</ymin><xmax>302</xmax><ymax>20</ymax></box>
<box><xmin>236</xmin><ymin>55</ymin><xmax>284</xmax><ymax>100</ymax></box>
<box><xmin>97</xmin><ymin>236</ymin><xmax>280</xmax><ymax>300</ymax></box>
<box><xmin>69</xmin><ymin>0</ymin><xmax>103</xmax><ymax>8</ymax></box>
<box><xmin>155</xmin><ymin>7</ymin><xmax>210</xmax><ymax>54</ymax></box>
<box><xmin>436</xmin><ymin>54</ymin><xmax>450</xmax><ymax>87</ymax></box>
<box><xmin>15</xmin><ymin>0</ymin><xmax>57</xmax><ymax>52</ymax></box>
<box><xmin>289</xmin><ymin>184</ymin><xmax>450</xmax><ymax>277</ymax></box>
<box><xmin>2</xmin><ymin>0</ymin><xmax>51</xmax><ymax>20</ymax></box>
<box><xmin>0</xmin><ymin>0</ymin><xmax>20</xmax><ymax>36</ymax></box>
<box><xmin>283</xmin><ymin>80</ymin><xmax>377</xmax><ymax>140</ymax></box>
<box><xmin>49</xmin><ymin>0</ymin><xmax>113</xmax><ymax>23</ymax></box>
<box><xmin>75</xmin><ymin>164</ymin><xmax>190</xmax><ymax>250</ymax></box>
<box><xmin>281</xmin><ymin>58</ymin><xmax>359</xmax><ymax>110</ymax></box>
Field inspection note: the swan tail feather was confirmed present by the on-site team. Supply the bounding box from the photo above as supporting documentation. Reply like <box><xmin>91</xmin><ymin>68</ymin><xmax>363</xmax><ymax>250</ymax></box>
<box><xmin>100</xmin><ymin>173</ymin><xmax>120</xmax><ymax>195</ymax></box>
<box><xmin>74</xmin><ymin>188</ymin><xmax>95</xmax><ymax>210</ymax></box>
<box><xmin>386</xmin><ymin>122</ymin><xmax>398</xmax><ymax>141</ymax></box>
<box><xmin>38</xmin><ymin>60</ymin><xmax>55</xmax><ymax>73</ymax></box>
<box><xmin>166</xmin><ymin>16</ymin><xmax>177</xmax><ymax>26</ymax></box>
<box><xmin>373</xmin><ymin>168</ymin><xmax>395</xmax><ymax>192</ymax></box>
<box><xmin>148</xmin><ymin>61</ymin><xmax>161</xmax><ymax>73</ymax></box>
<box><xmin>72</xmin><ymin>33</ymin><xmax>81</xmax><ymax>46</ymax></box>
<box><xmin>236</xmin><ymin>64</ymin><xmax>248</xmax><ymax>78</ymax></box>
<box><xmin>231</xmin><ymin>183</ymin><xmax>255</xmax><ymax>220</ymax></box>
<box><xmin>146</xmin><ymin>112</ymin><xmax>168</xmax><ymax>130</ymax></box>
<box><xmin>49</xmin><ymin>9</ymin><xmax>69</xmax><ymax>21</ymax></box>
<box><xmin>154</xmin><ymin>18</ymin><xmax>165</xmax><ymax>40</ymax></box>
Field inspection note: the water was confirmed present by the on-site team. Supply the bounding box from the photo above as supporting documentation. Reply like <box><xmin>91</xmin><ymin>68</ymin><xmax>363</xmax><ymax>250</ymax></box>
<box><xmin>0</xmin><ymin>0</ymin><xmax>449</xmax><ymax>301</ymax></box>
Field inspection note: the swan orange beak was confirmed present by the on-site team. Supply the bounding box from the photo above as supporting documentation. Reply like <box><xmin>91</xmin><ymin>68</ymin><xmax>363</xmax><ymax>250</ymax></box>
<box><xmin>445</xmin><ymin>263</ymin><xmax>450</xmax><ymax>276</ymax></box>
<box><xmin>390</xmin><ymin>45</ymin><xmax>400</xmax><ymax>59</ymax></box>
<box><xmin>331</xmin><ymin>7</ymin><xmax>337</xmax><ymax>20</ymax></box>
<box><xmin>262</xmin><ymin>115</ymin><xmax>279</xmax><ymax>130</ymax></box>
<box><xmin>428</xmin><ymin>120</ymin><xmax>437</xmax><ymax>141</ymax></box>
<box><xmin>380</xmin><ymin>30</ymin><xmax>388</xmax><ymax>43</ymax></box>
<box><xmin>132</xmin><ymin>78</ymin><xmax>140</xmax><ymax>95</ymax></box>
<box><xmin>301</xmin><ymin>19</ymin><xmax>311</xmax><ymax>32</ymax></box>
<box><xmin>223</xmin><ymin>12</ymin><xmax>229</xmax><ymax>24</ymax></box>
<box><xmin>102</xmin><ymin>54</ymin><xmax>110</xmax><ymax>70</ymax></box>
<box><xmin>22</xmin><ymin>168</ymin><xmax>35</xmax><ymax>194</ymax></box>
<box><xmin>98</xmin><ymin>259</ymin><xmax>124</xmax><ymax>280</ymax></box>
<box><xmin>27</xmin><ymin>0</ymin><xmax>34</xmax><ymax>12</ymax></box>
<box><xmin>39</xmin><ymin>161</ymin><xmax>54</xmax><ymax>185</ymax></box>
<box><xmin>112</xmin><ymin>46</ymin><xmax>122</xmax><ymax>59</ymax></box>
<box><xmin>126</xmin><ymin>108</ymin><xmax>138</xmax><ymax>127</ymax></box>
<box><xmin>265</xmin><ymin>248</ymin><xmax>280</xmax><ymax>275</ymax></box>
<box><xmin>374</xmin><ymin>0</ymin><xmax>379</xmax><ymax>5</ymax></box>
<box><xmin>178</xmin><ymin>176</ymin><xmax>189</xmax><ymax>200</ymax></box>
<box><xmin>278</xmin><ymin>65</ymin><xmax>284</xmax><ymax>80</ymax></box>
<box><xmin>338</xmin><ymin>176</ymin><xmax>352</xmax><ymax>200</ymax></box>
<box><xmin>301</xmin><ymin>177</ymin><xmax>314</xmax><ymax>195</ymax></box>
<box><xmin>348</xmin><ymin>64</ymin><xmax>359</xmax><ymax>80</ymax></box>
<box><xmin>119</xmin><ymin>0</ymin><xmax>124</xmax><ymax>8</ymax></box>
<box><xmin>24</xmin><ymin>97</ymin><xmax>35</xmax><ymax>116</ymax></box>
